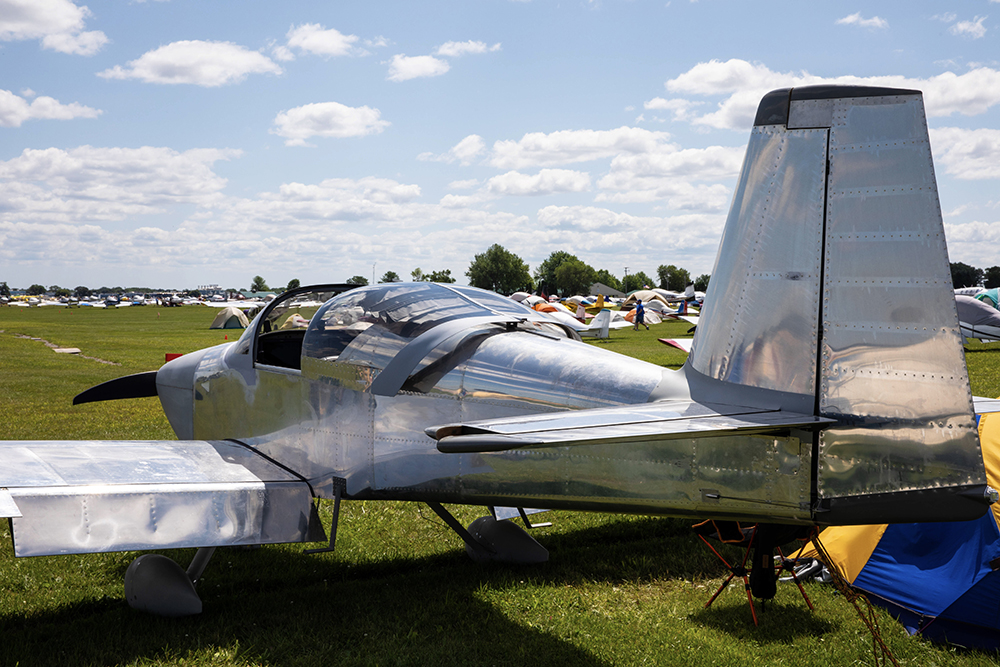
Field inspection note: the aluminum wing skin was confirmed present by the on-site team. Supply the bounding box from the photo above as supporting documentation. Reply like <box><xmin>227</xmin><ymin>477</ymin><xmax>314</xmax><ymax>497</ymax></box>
<box><xmin>430</xmin><ymin>400</ymin><xmax>834</xmax><ymax>453</ymax></box>
<box><xmin>0</xmin><ymin>440</ymin><xmax>322</xmax><ymax>557</ymax></box>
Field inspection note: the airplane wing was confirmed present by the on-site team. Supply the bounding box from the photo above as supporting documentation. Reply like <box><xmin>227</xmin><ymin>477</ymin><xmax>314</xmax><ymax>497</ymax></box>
<box><xmin>0</xmin><ymin>439</ymin><xmax>323</xmax><ymax>557</ymax></box>
<box><xmin>429</xmin><ymin>400</ymin><xmax>833</xmax><ymax>453</ymax></box>
<box><xmin>667</xmin><ymin>314</ymin><xmax>699</xmax><ymax>326</ymax></box>
<box><xmin>658</xmin><ymin>338</ymin><xmax>693</xmax><ymax>353</ymax></box>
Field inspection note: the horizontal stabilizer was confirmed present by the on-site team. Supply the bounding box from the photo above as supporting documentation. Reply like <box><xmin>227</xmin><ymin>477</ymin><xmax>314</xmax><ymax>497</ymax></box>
<box><xmin>2</xmin><ymin>440</ymin><xmax>322</xmax><ymax>556</ymax></box>
<box><xmin>974</xmin><ymin>397</ymin><xmax>1000</xmax><ymax>415</ymax></box>
<box><xmin>430</xmin><ymin>400</ymin><xmax>833</xmax><ymax>453</ymax></box>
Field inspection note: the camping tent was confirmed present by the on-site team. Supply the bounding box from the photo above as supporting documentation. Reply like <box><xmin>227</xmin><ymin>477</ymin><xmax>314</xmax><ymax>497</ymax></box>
<box><xmin>210</xmin><ymin>306</ymin><xmax>250</xmax><ymax>329</ymax></box>
<box><xmin>807</xmin><ymin>412</ymin><xmax>1000</xmax><ymax>650</ymax></box>
<box><xmin>976</xmin><ymin>288</ymin><xmax>1000</xmax><ymax>309</ymax></box>
<box><xmin>622</xmin><ymin>290</ymin><xmax>670</xmax><ymax>307</ymax></box>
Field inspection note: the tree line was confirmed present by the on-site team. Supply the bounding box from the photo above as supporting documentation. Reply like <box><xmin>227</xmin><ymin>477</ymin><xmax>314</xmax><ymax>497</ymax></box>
<box><xmin>5</xmin><ymin>248</ymin><xmax>706</xmax><ymax>301</ymax></box>
<box><xmin>463</xmin><ymin>244</ymin><xmax>709</xmax><ymax>297</ymax></box>
<box><xmin>951</xmin><ymin>262</ymin><xmax>1000</xmax><ymax>289</ymax></box>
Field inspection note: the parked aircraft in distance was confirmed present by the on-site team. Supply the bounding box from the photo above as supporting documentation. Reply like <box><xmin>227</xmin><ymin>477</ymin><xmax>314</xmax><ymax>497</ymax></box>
<box><xmin>957</xmin><ymin>295</ymin><xmax>1000</xmax><ymax>343</ymax></box>
<box><xmin>2</xmin><ymin>85</ymin><xmax>996</xmax><ymax>617</ymax></box>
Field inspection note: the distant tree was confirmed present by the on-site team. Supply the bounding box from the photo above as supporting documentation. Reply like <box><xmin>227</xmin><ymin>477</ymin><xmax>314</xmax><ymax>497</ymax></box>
<box><xmin>593</xmin><ymin>269</ymin><xmax>621</xmax><ymax>292</ymax></box>
<box><xmin>534</xmin><ymin>250</ymin><xmax>578</xmax><ymax>296</ymax></box>
<box><xmin>0</xmin><ymin>282</ymin><xmax>9</xmax><ymax>298</ymax></box>
<box><xmin>52</xmin><ymin>286</ymin><xmax>71</xmax><ymax>298</ymax></box>
<box><xmin>250</xmin><ymin>275</ymin><xmax>269</xmax><ymax>292</ymax></box>
<box><xmin>466</xmin><ymin>244</ymin><xmax>533</xmax><ymax>294</ymax></box>
<box><xmin>694</xmin><ymin>274</ymin><xmax>711</xmax><ymax>292</ymax></box>
<box><xmin>184</xmin><ymin>289</ymin><xmax>201</xmax><ymax>297</ymax></box>
<box><xmin>950</xmin><ymin>262</ymin><xmax>982</xmax><ymax>289</ymax></box>
<box><xmin>984</xmin><ymin>267</ymin><xmax>1000</xmax><ymax>289</ymax></box>
<box><xmin>555</xmin><ymin>259</ymin><xmax>596</xmax><ymax>296</ymax></box>
<box><xmin>380</xmin><ymin>271</ymin><xmax>400</xmax><ymax>283</ymax></box>
<box><xmin>346</xmin><ymin>275</ymin><xmax>369</xmax><ymax>286</ymax></box>
<box><xmin>26</xmin><ymin>284</ymin><xmax>45</xmax><ymax>296</ymax></box>
<box><xmin>426</xmin><ymin>269</ymin><xmax>456</xmax><ymax>283</ymax></box>
<box><xmin>657</xmin><ymin>264</ymin><xmax>691</xmax><ymax>292</ymax></box>
<box><xmin>286</xmin><ymin>278</ymin><xmax>301</xmax><ymax>291</ymax></box>
<box><xmin>411</xmin><ymin>268</ymin><xmax>426</xmax><ymax>281</ymax></box>
<box><xmin>622</xmin><ymin>271</ymin><xmax>653</xmax><ymax>293</ymax></box>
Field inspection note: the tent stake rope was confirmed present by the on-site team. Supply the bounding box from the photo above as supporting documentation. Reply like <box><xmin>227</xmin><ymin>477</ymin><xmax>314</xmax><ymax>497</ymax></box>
<box><xmin>813</xmin><ymin>534</ymin><xmax>900</xmax><ymax>667</ymax></box>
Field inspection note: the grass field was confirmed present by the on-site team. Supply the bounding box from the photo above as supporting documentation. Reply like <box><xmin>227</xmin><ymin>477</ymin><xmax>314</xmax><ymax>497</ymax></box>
<box><xmin>2</xmin><ymin>304</ymin><xmax>1000</xmax><ymax>666</ymax></box>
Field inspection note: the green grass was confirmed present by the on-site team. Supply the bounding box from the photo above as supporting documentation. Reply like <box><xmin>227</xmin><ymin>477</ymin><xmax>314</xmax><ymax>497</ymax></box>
<box><xmin>2</xmin><ymin>305</ymin><xmax>1000</xmax><ymax>666</ymax></box>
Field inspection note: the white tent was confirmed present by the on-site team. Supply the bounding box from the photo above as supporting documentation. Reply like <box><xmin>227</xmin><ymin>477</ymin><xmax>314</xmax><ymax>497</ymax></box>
<box><xmin>210</xmin><ymin>306</ymin><xmax>250</xmax><ymax>329</ymax></box>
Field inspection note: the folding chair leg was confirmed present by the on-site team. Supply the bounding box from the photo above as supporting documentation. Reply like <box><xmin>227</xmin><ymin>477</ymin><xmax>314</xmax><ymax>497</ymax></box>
<box><xmin>777</xmin><ymin>547</ymin><xmax>815</xmax><ymax>611</ymax></box>
<box><xmin>704</xmin><ymin>572</ymin><xmax>736</xmax><ymax>608</ymax></box>
<box><xmin>743</xmin><ymin>578</ymin><xmax>759</xmax><ymax>626</ymax></box>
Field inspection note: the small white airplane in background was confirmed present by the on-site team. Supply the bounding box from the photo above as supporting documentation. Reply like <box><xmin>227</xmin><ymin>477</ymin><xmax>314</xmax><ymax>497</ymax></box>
<box><xmin>957</xmin><ymin>295</ymin><xmax>1000</xmax><ymax>343</ymax></box>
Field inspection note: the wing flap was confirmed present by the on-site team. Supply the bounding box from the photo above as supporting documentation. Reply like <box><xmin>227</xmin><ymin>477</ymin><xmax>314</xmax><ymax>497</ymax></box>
<box><xmin>1</xmin><ymin>440</ymin><xmax>321</xmax><ymax>557</ymax></box>
<box><xmin>430</xmin><ymin>400</ymin><xmax>833</xmax><ymax>453</ymax></box>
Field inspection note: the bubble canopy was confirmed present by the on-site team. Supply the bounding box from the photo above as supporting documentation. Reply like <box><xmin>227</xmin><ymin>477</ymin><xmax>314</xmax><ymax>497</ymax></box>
<box><xmin>301</xmin><ymin>283</ymin><xmax>572</xmax><ymax>369</ymax></box>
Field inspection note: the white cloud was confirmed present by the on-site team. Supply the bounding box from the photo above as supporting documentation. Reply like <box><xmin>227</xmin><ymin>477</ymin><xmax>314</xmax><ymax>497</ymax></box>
<box><xmin>284</xmin><ymin>23</ymin><xmax>360</xmax><ymax>58</ymax></box>
<box><xmin>260</xmin><ymin>177</ymin><xmax>421</xmax><ymax>207</ymax></box>
<box><xmin>0</xmin><ymin>139</ymin><xmax>732</xmax><ymax>286</ymax></box>
<box><xmin>596</xmin><ymin>145</ymin><xmax>743</xmax><ymax>209</ymax></box>
<box><xmin>951</xmin><ymin>16</ymin><xmax>987</xmax><ymax>39</ymax></box>
<box><xmin>387</xmin><ymin>54</ymin><xmax>450</xmax><ymax>81</ymax></box>
<box><xmin>272</xmin><ymin>102</ymin><xmax>390</xmax><ymax>146</ymax></box>
<box><xmin>485</xmin><ymin>169</ymin><xmax>591</xmax><ymax>196</ymax></box>
<box><xmin>418</xmin><ymin>134</ymin><xmax>485</xmax><ymax>165</ymax></box>
<box><xmin>663</xmin><ymin>59</ymin><xmax>1000</xmax><ymax>130</ymax></box>
<box><xmin>0</xmin><ymin>0</ymin><xmax>107</xmax><ymax>55</ymax></box>
<box><xmin>931</xmin><ymin>127</ymin><xmax>1000</xmax><ymax>179</ymax></box>
<box><xmin>434</xmin><ymin>40</ymin><xmax>501</xmax><ymax>57</ymax></box>
<box><xmin>643</xmin><ymin>97</ymin><xmax>704</xmax><ymax>121</ymax></box>
<box><xmin>0</xmin><ymin>89</ymin><xmax>101</xmax><ymax>127</ymax></box>
<box><xmin>271</xmin><ymin>44</ymin><xmax>294</xmax><ymax>62</ymax></box>
<box><xmin>932</xmin><ymin>13</ymin><xmax>958</xmax><ymax>23</ymax></box>
<box><xmin>835</xmin><ymin>13</ymin><xmax>888</xmax><ymax>30</ymax></box>
<box><xmin>945</xmin><ymin>220</ymin><xmax>1000</xmax><ymax>268</ymax></box>
<box><xmin>97</xmin><ymin>41</ymin><xmax>282</xmax><ymax>87</ymax></box>
<box><xmin>490</xmin><ymin>127</ymin><xmax>672</xmax><ymax>169</ymax></box>
<box><xmin>534</xmin><ymin>206</ymin><xmax>724</xmax><ymax>259</ymax></box>
<box><xmin>448</xmin><ymin>179</ymin><xmax>480</xmax><ymax>190</ymax></box>
<box><xmin>0</xmin><ymin>146</ymin><xmax>240</xmax><ymax>223</ymax></box>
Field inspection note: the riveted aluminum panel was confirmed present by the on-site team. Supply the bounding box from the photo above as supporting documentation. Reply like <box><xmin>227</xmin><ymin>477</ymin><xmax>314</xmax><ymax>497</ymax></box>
<box><xmin>2</xmin><ymin>440</ymin><xmax>316</xmax><ymax>556</ymax></box>
<box><xmin>459</xmin><ymin>432</ymin><xmax>813</xmax><ymax>523</ymax></box>
<box><xmin>788</xmin><ymin>98</ymin><xmax>835</xmax><ymax>129</ymax></box>
<box><xmin>818</xmin><ymin>94</ymin><xmax>983</xmax><ymax>499</ymax></box>
<box><xmin>691</xmin><ymin>126</ymin><xmax>826</xmax><ymax>397</ymax></box>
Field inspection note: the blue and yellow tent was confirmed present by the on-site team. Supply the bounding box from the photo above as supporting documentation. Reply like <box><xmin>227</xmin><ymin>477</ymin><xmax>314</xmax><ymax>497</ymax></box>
<box><xmin>810</xmin><ymin>413</ymin><xmax>1000</xmax><ymax>650</ymax></box>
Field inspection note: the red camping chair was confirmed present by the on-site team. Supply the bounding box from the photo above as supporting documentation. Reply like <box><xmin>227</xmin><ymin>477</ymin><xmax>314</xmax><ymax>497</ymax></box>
<box><xmin>693</xmin><ymin>520</ymin><xmax>814</xmax><ymax>625</ymax></box>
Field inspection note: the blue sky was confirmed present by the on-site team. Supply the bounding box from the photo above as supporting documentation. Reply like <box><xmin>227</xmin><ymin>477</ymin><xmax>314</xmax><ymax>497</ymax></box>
<box><xmin>3</xmin><ymin>0</ymin><xmax>1000</xmax><ymax>291</ymax></box>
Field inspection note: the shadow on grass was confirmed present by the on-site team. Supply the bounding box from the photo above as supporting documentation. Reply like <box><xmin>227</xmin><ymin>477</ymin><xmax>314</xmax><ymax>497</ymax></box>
<box><xmin>688</xmin><ymin>599</ymin><xmax>838</xmax><ymax>644</ymax></box>
<box><xmin>0</xmin><ymin>517</ymin><xmax>813</xmax><ymax>666</ymax></box>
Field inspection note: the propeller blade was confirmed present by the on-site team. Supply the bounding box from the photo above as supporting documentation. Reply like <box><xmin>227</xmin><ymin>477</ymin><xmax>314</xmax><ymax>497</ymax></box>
<box><xmin>73</xmin><ymin>371</ymin><xmax>158</xmax><ymax>405</ymax></box>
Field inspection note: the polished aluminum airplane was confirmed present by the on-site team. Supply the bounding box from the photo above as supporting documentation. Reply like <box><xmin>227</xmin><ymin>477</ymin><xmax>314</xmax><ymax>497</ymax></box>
<box><xmin>3</xmin><ymin>85</ymin><xmax>995</xmax><ymax>616</ymax></box>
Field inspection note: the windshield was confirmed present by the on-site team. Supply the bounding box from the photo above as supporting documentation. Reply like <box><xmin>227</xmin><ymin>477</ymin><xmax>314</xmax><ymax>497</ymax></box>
<box><xmin>302</xmin><ymin>282</ymin><xmax>558</xmax><ymax>364</ymax></box>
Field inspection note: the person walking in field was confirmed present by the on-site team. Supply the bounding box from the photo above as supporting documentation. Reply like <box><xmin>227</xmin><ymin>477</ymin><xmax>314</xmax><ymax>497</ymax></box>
<box><xmin>634</xmin><ymin>299</ymin><xmax>648</xmax><ymax>331</ymax></box>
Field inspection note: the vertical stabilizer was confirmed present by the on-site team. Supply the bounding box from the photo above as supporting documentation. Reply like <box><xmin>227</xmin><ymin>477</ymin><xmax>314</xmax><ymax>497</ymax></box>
<box><xmin>689</xmin><ymin>86</ymin><xmax>987</xmax><ymax>524</ymax></box>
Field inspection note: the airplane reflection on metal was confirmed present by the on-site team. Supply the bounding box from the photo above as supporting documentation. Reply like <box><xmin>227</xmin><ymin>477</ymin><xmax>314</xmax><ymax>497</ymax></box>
<box><xmin>2</xmin><ymin>85</ymin><xmax>996</xmax><ymax>616</ymax></box>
